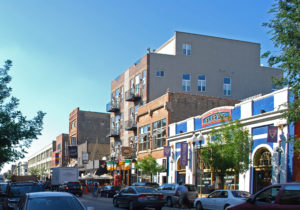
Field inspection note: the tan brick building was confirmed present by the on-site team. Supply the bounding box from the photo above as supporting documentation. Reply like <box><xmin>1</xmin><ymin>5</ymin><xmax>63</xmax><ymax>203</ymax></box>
<box><xmin>136</xmin><ymin>91</ymin><xmax>239</xmax><ymax>184</ymax></box>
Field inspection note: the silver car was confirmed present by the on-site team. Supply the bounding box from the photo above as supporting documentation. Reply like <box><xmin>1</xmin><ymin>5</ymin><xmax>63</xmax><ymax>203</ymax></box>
<box><xmin>16</xmin><ymin>191</ymin><xmax>94</xmax><ymax>210</ymax></box>
<box><xmin>158</xmin><ymin>183</ymin><xmax>198</xmax><ymax>207</ymax></box>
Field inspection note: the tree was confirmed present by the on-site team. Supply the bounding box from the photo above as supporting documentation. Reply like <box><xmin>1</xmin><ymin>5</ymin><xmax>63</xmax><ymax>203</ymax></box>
<box><xmin>136</xmin><ymin>154</ymin><xmax>165</xmax><ymax>182</ymax></box>
<box><xmin>0</xmin><ymin>60</ymin><xmax>45</xmax><ymax>169</ymax></box>
<box><xmin>201</xmin><ymin>119</ymin><xmax>251</xmax><ymax>189</ymax></box>
<box><xmin>29</xmin><ymin>167</ymin><xmax>40</xmax><ymax>176</ymax></box>
<box><xmin>262</xmin><ymin>0</ymin><xmax>300</xmax><ymax>151</ymax></box>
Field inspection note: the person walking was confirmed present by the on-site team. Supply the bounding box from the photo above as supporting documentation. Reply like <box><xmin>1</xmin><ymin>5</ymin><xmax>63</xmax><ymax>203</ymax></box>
<box><xmin>93</xmin><ymin>181</ymin><xmax>99</xmax><ymax>197</ymax></box>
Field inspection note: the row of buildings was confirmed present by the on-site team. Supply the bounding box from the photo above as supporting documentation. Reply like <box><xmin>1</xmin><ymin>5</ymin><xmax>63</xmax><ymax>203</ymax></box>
<box><xmin>8</xmin><ymin>31</ymin><xmax>299</xmax><ymax>194</ymax></box>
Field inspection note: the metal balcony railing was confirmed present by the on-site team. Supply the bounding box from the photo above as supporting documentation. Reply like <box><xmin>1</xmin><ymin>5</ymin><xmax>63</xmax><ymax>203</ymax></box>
<box><xmin>125</xmin><ymin>119</ymin><xmax>137</xmax><ymax>131</ymax></box>
<box><xmin>125</xmin><ymin>88</ymin><xmax>141</xmax><ymax>102</ymax></box>
<box><xmin>107</xmin><ymin>127</ymin><xmax>120</xmax><ymax>137</ymax></box>
<box><xmin>106</xmin><ymin>101</ymin><xmax>120</xmax><ymax>113</ymax></box>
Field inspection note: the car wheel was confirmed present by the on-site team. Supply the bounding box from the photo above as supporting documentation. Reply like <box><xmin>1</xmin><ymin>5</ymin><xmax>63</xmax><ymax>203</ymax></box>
<box><xmin>167</xmin><ymin>197</ymin><xmax>172</xmax><ymax>207</ymax></box>
<box><xmin>129</xmin><ymin>201</ymin><xmax>135</xmax><ymax>210</ymax></box>
<box><xmin>196</xmin><ymin>201</ymin><xmax>203</xmax><ymax>210</ymax></box>
<box><xmin>113</xmin><ymin>198</ymin><xmax>118</xmax><ymax>207</ymax></box>
<box><xmin>224</xmin><ymin>204</ymin><xmax>230</xmax><ymax>210</ymax></box>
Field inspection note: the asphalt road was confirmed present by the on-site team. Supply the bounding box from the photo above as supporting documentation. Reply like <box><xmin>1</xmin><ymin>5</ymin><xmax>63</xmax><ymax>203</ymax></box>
<box><xmin>78</xmin><ymin>194</ymin><xmax>193</xmax><ymax>210</ymax></box>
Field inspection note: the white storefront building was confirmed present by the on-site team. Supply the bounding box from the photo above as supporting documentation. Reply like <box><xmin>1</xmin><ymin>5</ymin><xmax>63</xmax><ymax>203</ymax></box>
<box><xmin>167</xmin><ymin>88</ymin><xmax>297</xmax><ymax>194</ymax></box>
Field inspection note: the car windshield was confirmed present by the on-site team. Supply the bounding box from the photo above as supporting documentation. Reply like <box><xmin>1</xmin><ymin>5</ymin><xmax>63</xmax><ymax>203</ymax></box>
<box><xmin>27</xmin><ymin>196</ymin><xmax>84</xmax><ymax>210</ymax></box>
<box><xmin>232</xmin><ymin>191</ymin><xmax>251</xmax><ymax>198</ymax></box>
<box><xmin>9</xmin><ymin>185</ymin><xmax>43</xmax><ymax>197</ymax></box>
<box><xmin>185</xmin><ymin>185</ymin><xmax>196</xmax><ymax>191</ymax></box>
<box><xmin>135</xmin><ymin>187</ymin><xmax>158</xmax><ymax>193</ymax></box>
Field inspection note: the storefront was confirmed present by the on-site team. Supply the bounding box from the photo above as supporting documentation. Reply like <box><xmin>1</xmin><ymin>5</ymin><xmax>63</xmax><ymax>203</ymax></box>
<box><xmin>167</xmin><ymin>88</ymin><xmax>298</xmax><ymax>194</ymax></box>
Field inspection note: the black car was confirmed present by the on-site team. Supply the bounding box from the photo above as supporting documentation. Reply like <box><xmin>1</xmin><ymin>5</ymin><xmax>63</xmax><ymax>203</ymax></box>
<box><xmin>99</xmin><ymin>185</ymin><xmax>119</xmax><ymax>198</ymax></box>
<box><xmin>132</xmin><ymin>182</ymin><xmax>159</xmax><ymax>189</ymax></box>
<box><xmin>113</xmin><ymin>186</ymin><xmax>165</xmax><ymax>210</ymax></box>
<box><xmin>59</xmin><ymin>181</ymin><xmax>83</xmax><ymax>197</ymax></box>
<box><xmin>0</xmin><ymin>182</ymin><xmax>8</xmax><ymax>204</ymax></box>
<box><xmin>4</xmin><ymin>181</ymin><xmax>44</xmax><ymax>209</ymax></box>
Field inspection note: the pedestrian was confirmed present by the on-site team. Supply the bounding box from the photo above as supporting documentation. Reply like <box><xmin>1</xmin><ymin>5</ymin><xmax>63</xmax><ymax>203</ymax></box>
<box><xmin>93</xmin><ymin>181</ymin><xmax>99</xmax><ymax>197</ymax></box>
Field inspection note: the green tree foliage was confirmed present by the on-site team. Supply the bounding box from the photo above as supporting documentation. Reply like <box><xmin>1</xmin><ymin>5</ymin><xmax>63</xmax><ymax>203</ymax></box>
<box><xmin>29</xmin><ymin>167</ymin><xmax>40</xmax><ymax>176</ymax></box>
<box><xmin>136</xmin><ymin>154</ymin><xmax>165</xmax><ymax>182</ymax></box>
<box><xmin>0</xmin><ymin>60</ymin><xmax>45</xmax><ymax>169</ymax></box>
<box><xmin>262</xmin><ymin>0</ymin><xmax>300</xmax><ymax>124</ymax></box>
<box><xmin>201</xmin><ymin>120</ymin><xmax>251</xmax><ymax>189</ymax></box>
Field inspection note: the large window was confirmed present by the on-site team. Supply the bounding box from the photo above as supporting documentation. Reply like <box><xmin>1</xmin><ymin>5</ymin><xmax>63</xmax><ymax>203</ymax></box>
<box><xmin>223</xmin><ymin>77</ymin><xmax>231</xmax><ymax>96</ymax></box>
<box><xmin>152</xmin><ymin>119</ymin><xmax>166</xmax><ymax>149</ymax></box>
<box><xmin>198</xmin><ymin>75</ymin><xmax>206</xmax><ymax>92</ymax></box>
<box><xmin>182</xmin><ymin>74</ymin><xmax>191</xmax><ymax>92</ymax></box>
<box><xmin>142</xmin><ymin>71</ymin><xmax>146</xmax><ymax>89</ymax></box>
<box><xmin>182</xmin><ymin>43</ymin><xmax>191</xmax><ymax>56</ymax></box>
<box><xmin>71</xmin><ymin>137</ymin><xmax>76</xmax><ymax>146</ymax></box>
<box><xmin>139</xmin><ymin>124</ymin><xmax>150</xmax><ymax>151</ymax></box>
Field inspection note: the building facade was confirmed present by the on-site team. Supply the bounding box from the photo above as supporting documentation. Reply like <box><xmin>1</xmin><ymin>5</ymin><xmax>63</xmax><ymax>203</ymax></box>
<box><xmin>136</xmin><ymin>91</ymin><xmax>239</xmax><ymax>185</ymax></box>
<box><xmin>107</xmin><ymin>31</ymin><xmax>281</xmax><ymax>184</ymax></box>
<box><xmin>167</xmin><ymin>88</ymin><xmax>299</xmax><ymax>195</ymax></box>
<box><xmin>69</xmin><ymin>108</ymin><xmax>110</xmax><ymax>176</ymax></box>
<box><xmin>28</xmin><ymin>143</ymin><xmax>53</xmax><ymax>179</ymax></box>
<box><xmin>51</xmin><ymin>134</ymin><xmax>69</xmax><ymax>168</ymax></box>
<box><xmin>16</xmin><ymin>162</ymin><xmax>28</xmax><ymax>176</ymax></box>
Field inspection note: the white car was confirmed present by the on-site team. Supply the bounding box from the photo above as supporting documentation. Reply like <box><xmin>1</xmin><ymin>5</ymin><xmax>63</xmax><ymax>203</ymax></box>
<box><xmin>194</xmin><ymin>190</ymin><xmax>251</xmax><ymax>210</ymax></box>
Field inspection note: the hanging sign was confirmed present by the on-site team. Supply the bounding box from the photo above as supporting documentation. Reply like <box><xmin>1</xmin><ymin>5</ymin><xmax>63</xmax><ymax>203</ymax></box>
<box><xmin>267</xmin><ymin>125</ymin><xmax>278</xmax><ymax>142</ymax></box>
<box><xmin>180</xmin><ymin>143</ymin><xmax>188</xmax><ymax>166</ymax></box>
<box><xmin>164</xmin><ymin>146</ymin><xmax>171</xmax><ymax>157</ymax></box>
<box><xmin>68</xmin><ymin>146</ymin><xmax>78</xmax><ymax>158</ymax></box>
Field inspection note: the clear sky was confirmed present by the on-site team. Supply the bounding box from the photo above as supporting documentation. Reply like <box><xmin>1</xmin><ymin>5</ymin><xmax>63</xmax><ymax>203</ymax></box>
<box><xmin>0</xmin><ymin>0</ymin><xmax>276</xmax><ymax>173</ymax></box>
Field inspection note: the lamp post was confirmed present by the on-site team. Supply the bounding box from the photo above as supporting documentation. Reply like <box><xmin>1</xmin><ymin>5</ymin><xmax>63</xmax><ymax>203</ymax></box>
<box><xmin>192</xmin><ymin>132</ymin><xmax>204</xmax><ymax>196</ymax></box>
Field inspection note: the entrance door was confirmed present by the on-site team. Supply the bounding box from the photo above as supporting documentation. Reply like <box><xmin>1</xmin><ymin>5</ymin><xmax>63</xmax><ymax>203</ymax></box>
<box><xmin>253</xmin><ymin>148</ymin><xmax>272</xmax><ymax>193</ymax></box>
<box><xmin>177</xmin><ymin>172</ymin><xmax>186</xmax><ymax>184</ymax></box>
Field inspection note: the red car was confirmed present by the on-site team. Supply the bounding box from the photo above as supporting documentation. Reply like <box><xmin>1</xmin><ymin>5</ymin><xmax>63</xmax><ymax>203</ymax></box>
<box><xmin>227</xmin><ymin>182</ymin><xmax>300</xmax><ymax>210</ymax></box>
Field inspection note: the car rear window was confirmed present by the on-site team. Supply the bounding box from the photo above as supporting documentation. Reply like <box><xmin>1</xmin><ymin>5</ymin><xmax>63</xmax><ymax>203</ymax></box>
<box><xmin>279</xmin><ymin>185</ymin><xmax>300</xmax><ymax>205</ymax></box>
<box><xmin>28</xmin><ymin>196</ymin><xmax>84</xmax><ymax>210</ymax></box>
<box><xmin>9</xmin><ymin>185</ymin><xmax>43</xmax><ymax>197</ymax></box>
<box><xmin>135</xmin><ymin>187</ymin><xmax>158</xmax><ymax>193</ymax></box>
<box><xmin>67</xmin><ymin>182</ymin><xmax>80</xmax><ymax>186</ymax></box>
<box><xmin>185</xmin><ymin>185</ymin><xmax>196</xmax><ymax>191</ymax></box>
<box><xmin>232</xmin><ymin>191</ymin><xmax>251</xmax><ymax>198</ymax></box>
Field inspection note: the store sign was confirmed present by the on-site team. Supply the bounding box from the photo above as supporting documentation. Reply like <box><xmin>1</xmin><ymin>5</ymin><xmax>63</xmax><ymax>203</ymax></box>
<box><xmin>122</xmin><ymin>147</ymin><xmax>132</xmax><ymax>157</ymax></box>
<box><xmin>55</xmin><ymin>153</ymin><xmax>59</xmax><ymax>165</ymax></box>
<box><xmin>180</xmin><ymin>143</ymin><xmax>188</xmax><ymax>166</ymax></box>
<box><xmin>202</xmin><ymin>109</ymin><xmax>231</xmax><ymax>127</ymax></box>
<box><xmin>82</xmin><ymin>152</ymin><xmax>89</xmax><ymax>164</ymax></box>
<box><xmin>267</xmin><ymin>125</ymin><xmax>278</xmax><ymax>143</ymax></box>
<box><xmin>68</xmin><ymin>146</ymin><xmax>78</xmax><ymax>158</ymax></box>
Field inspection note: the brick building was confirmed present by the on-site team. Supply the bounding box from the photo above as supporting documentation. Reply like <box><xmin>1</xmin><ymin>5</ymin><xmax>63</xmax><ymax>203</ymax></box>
<box><xmin>136</xmin><ymin>91</ymin><xmax>239</xmax><ymax>184</ymax></box>
<box><xmin>69</xmin><ymin>108</ymin><xmax>110</xmax><ymax>176</ymax></box>
<box><xmin>51</xmin><ymin>134</ymin><xmax>69</xmax><ymax>167</ymax></box>
<box><xmin>107</xmin><ymin>31</ymin><xmax>281</xmax><ymax>185</ymax></box>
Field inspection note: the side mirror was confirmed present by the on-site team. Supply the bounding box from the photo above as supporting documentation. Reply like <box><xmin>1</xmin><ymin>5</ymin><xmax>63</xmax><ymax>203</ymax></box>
<box><xmin>87</xmin><ymin>207</ymin><xmax>95</xmax><ymax>210</ymax></box>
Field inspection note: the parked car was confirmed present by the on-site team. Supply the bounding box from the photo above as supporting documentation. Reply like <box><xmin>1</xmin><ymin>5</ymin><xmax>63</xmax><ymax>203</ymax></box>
<box><xmin>194</xmin><ymin>190</ymin><xmax>251</xmax><ymax>210</ymax></box>
<box><xmin>113</xmin><ymin>186</ymin><xmax>165</xmax><ymax>210</ymax></box>
<box><xmin>4</xmin><ymin>181</ymin><xmax>44</xmax><ymax>209</ymax></box>
<box><xmin>99</xmin><ymin>185</ymin><xmax>119</xmax><ymax>198</ymax></box>
<box><xmin>132</xmin><ymin>182</ymin><xmax>159</xmax><ymax>188</ymax></box>
<box><xmin>58</xmin><ymin>181</ymin><xmax>83</xmax><ymax>197</ymax></box>
<box><xmin>157</xmin><ymin>183</ymin><xmax>198</xmax><ymax>207</ymax></box>
<box><xmin>16</xmin><ymin>191</ymin><xmax>94</xmax><ymax>210</ymax></box>
<box><xmin>227</xmin><ymin>182</ymin><xmax>300</xmax><ymax>210</ymax></box>
<box><xmin>0</xmin><ymin>182</ymin><xmax>8</xmax><ymax>204</ymax></box>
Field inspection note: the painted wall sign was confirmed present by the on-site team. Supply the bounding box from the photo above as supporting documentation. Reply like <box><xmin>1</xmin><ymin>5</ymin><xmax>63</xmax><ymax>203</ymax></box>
<box><xmin>202</xmin><ymin>109</ymin><xmax>231</xmax><ymax>127</ymax></box>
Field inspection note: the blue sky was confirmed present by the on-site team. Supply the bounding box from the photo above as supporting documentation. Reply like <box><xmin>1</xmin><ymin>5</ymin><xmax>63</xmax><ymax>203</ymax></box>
<box><xmin>0</xmin><ymin>0</ymin><xmax>276</xmax><ymax>172</ymax></box>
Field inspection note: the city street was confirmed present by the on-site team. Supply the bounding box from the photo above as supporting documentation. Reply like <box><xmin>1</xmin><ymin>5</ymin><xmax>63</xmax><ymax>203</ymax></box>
<box><xmin>79</xmin><ymin>193</ymin><xmax>192</xmax><ymax>210</ymax></box>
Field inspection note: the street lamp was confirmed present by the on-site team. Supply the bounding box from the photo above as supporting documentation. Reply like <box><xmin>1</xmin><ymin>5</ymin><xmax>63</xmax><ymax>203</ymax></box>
<box><xmin>192</xmin><ymin>132</ymin><xmax>204</xmax><ymax>196</ymax></box>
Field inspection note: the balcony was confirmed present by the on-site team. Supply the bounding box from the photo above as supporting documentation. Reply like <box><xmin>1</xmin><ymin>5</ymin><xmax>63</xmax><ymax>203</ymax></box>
<box><xmin>125</xmin><ymin>88</ymin><xmax>141</xmax><ymax>102</ymax></box>
<box><xmin>106</xmin><ymin>101</ymin><xmax>120</xmax><ymax>113</ymax></box>
<box><xmin>107</xmin><ymin>127</ymin><xmax>120</xmax><ymax>137</ymax></box>
<box><xmin>125</xmin><ymin>119</ymin><xmax>137</xmax><ymax>131</ymax></box>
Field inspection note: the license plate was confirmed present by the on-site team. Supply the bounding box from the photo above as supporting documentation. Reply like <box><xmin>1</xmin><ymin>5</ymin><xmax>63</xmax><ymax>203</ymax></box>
<box><xmin>149</xmin><ymin>197</ymin><xmax>157</xmax><ymax>200</ymax></box>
